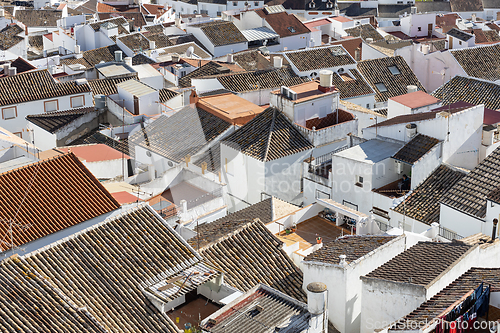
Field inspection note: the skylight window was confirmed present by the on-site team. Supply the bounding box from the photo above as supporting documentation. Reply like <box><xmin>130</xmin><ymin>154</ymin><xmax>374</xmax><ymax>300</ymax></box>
<box><xmin>375</xmin><ymin>82</ymin><xmax>388</xmax><ymax>92</ymax></box>
<box><xmin>288</xmin><ymin>26</ymin><xmax>296</xmax><ymax>33</ymax></box>
<box><xmin>388</xmin><ymin>66</ymin><xmax>401</xmax><ymax>75</ymax></box>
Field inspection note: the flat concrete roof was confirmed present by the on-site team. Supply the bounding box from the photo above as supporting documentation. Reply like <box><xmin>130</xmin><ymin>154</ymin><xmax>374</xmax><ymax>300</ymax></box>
<box><xmin>132</xmin><ymin>64</ymin><xmax>163</xmax><ymax>79</ymax></box>
<box><xmin>197</xmin><ymin>93</ymin><xmax>265</xmax><ymax>125</ymax></box>
<box><xmin>389</xmin><ymin>90</ymin><xmax>441</xmax><ymax>109</ymax></box>
<box><xmin>117</xmin><ymin>79</ymin><xmax>157</xmax><ymax>97</ymax></box>
<box><xmin>97</xmin><ymin>63</ymin><xmax>135</xmax><ymax>77</ymax></box>
<box><xmin>334</xmin><ymin>139</ymin><xmax>402</xmax><ymax>164</ymax></box>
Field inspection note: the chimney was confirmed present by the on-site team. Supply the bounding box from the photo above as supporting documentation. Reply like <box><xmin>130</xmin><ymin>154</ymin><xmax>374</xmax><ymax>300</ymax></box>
<box><xmin>318</xmin><ymin>70</ymin><xmax>335</xmax><ymax>93</ymax></box>
<box><xmin>124</xmin><ymin>57</ymin><xmax>132</xmax><ymax>67</ymax></box>
<box><xmin>74</xmin><ymin>45</ymin><xmax>80</xmax><ymax>54</ymax></box>
<box><xmin>114</xmin><ymin>50</ymin><xmax>123</xmax><ymax>62</ymax></box>
<box><xmin>471</xmin><ymin>13</ymin><xmax>476</xmax><ymax>22</ymax></box>
<box><xmin>227</xmin><ymin>53</ymin><xmax>234</xmax><ymax>63</ymax></box>
<box><xmin>366</xmin><ymin>37</ymin><xmax>374</xmax><ymax>43</ymax></box>
<box><xmin>306</xmin><ymin>282</ymin><xmax>328</xmax><ymax>333</ymax></box>
<box><xmin>407</xmin><ymin>85</ymin><xmax>418</xmax><ymax>94</ymax></box>
<box><xmin>3</xmin><ymin>63</ymin><xmax>10</xmax><ymax>75</ymax></box>
<box><xmin>149</xmin><ymin>40</ymin><xmax>156</xmax><ymax>50</ymax></box>
<box><xmin>339</xmin><ymin>254</ymin><xmax>347</xmax><ymax>266</ymax></box>
<box><xmin>273</xmin><ymin>56</ymin><xmax>283</xmax><ymax>68</ymax></box>
<box><xmin>8</xmin><ymin>67</ymin><xmax>17</xmax><ymax>76</ymax></box>
<box><xmin>171</xmin><ymin>53</ymin><xmax>180</xmax><ymax>63</ymax></box>
<box><xmin>493</xmin><ymin>219</ymin><xmax>498</xmax><ymax>242</ymax></box>
<box><xmin>354</xmin><ymin>47</ymin><xmax>361</xmax><ymax>61</ymax></box>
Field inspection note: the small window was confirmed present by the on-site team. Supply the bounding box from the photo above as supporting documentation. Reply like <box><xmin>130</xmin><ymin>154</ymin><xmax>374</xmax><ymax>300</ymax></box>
<box><xmin>356</xmin><ymin>175</ymin><xmax>363</xmax><ymax>187</ymax></box>
<box><xmin>288</xmin><ymin>26</ymin><xmax>296</xmax><ymax>33</ymax></box>
<box><xmin>459</xmin><ymin>41</ymin><xmax>462</xmax><ymax>45</ymax></box>
<box><xmin>388</xmin><ymin>66</ymin><xmax>400</xmax><ymax>75</ymax></box>
<box><xmin>2</xmin><ymin>106</ymin><xmax>17</xmax><ymax>120</ymax></box>
<box><xmin>375</xmin><ymin>82</ymin><xmax>388</xmax><ymax>92</ymax></box>
<box><xmin>45</xmin><ymin>100</ymin><xmax>58</xmax><ymax>112</ymax></box>
<box><xmin>71</xmin><ymin>95</ymin><xmax>84</xmax><ymax>108</ymax></box>
<box><xmin>254</xmin><ymin>1</ymin><xmax>258</xmax><ymax>5</ymax></box>
<box><xmin>233</xmin><ymin>1</ymin><xmax>237</xmax><ymax>5</ymax></box>
<box><xmin>417</xmin><ymin>27</ymin><xmax>421</xmax><ymax>32</ymax></box>
<box><xmin>225</xmin><ymin>157</ymin><xmax>233</xmax><ymax>175</ymax></box>
<box><xmin>366</xmin><ymin>103</ymin><xmax>370</xmax><ymax>109</ymax></box>
<box><xmin>13</xmin><ymin>132</ymin><xmax>22</xmax><ymax>138</ymax></box>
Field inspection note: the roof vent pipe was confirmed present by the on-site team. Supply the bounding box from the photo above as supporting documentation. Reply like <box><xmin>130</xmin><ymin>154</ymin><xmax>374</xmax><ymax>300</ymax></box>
<box><xmin>407</xmin><ymin>85</ymin><xmax>418</xmax><ymax>94</ymax></box>
<box><xmin>306</xmin><ymin>282</ymin><xmax>328</xmax><ymax>333</ymax></box>
<box><xmin>114</xmin><ymin>50</ymin><xmax>123</xmax><ymax>62</ymax></box>
<box><xmin>493</xmin><ymin>218</ymin><xmax>498</xmax><ymax>242</ymax></box>
<box><xmin>406</xmin><ymin>123</ymin><xmax>417</xmax><ymax>138</ymax></box>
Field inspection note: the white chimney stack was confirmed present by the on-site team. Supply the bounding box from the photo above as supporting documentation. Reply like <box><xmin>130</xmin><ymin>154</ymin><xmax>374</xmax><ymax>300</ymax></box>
<box><xmin>74</xmin><ymin>45</ymin><xmax>80</xmax><ymax>54</ymax></box>
<box><xmin>124</xmin><ymin>57</ymin><xmax>132</xmax><ymax>67</ymax></box>
<box><xmin>8</xmin><ymin>67</ymin><xmax>16</xmax><ymax>76</ymax></box>
<box><xmin>227</xmin><ymin>54</ymin><xmax>234</xmax><ymax>63</ymax></box>
<box><xmin>273</xmin><ymin>56</ymin><xmax>283</xmax><ymax>68</ymax></box>
<box><xmin>307</xmin><ymin>282</ymin><xmax>328</xmax><ymax>333</ymax></box>
<box><xmin>149</xmin><ymin>40</ymin><xmax>156</xmax><ymax>50</ymax></box>
<box><xmin>319</xmin><ymin>69</ymin><xmax>334</xmax><ymax>92</ymax></box>
<box><xmin>339</xmin><ymin>254</ymin><xmax>347</xmax><ymax>266</ymax></box>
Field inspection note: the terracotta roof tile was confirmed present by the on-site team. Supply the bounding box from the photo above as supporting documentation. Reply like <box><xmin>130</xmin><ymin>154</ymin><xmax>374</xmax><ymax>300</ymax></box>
<box><xmin>441</xmin><ymin>146</ymin><xmax>500</xmax><ymax>219</ymax></box>
<box><xmin>14</xmin><ymin>9</ymin><xmax>61</xmax><ymax>27</ymax></box>
<box><xmin>0</xmin><ymin>70</ymin><xmax>91</xmax><ymax>107</ymax></box>
<box><xmin>304</xmin><ymin>235</ymin><xmax>396</xmax><ymax>265</ymax></box>
<box><xmin>393</xmin><ymin>164</ymin><xmax>467</xmax><ymax>225</ymax></box>
<box><xmin>26</xmin><ymin>107</ymin><xmax>96</xmax><ymax>133</ymax></box>
<box><xmin>284</xmin><ymin>45</ymin><xmax>356</xmax><ymax>72</ymax></box>
<box><xmin>449</xmin><ymin>0</ymin><xmax>483</xmax><ymax>12</ymax></box>
<box><xmin>10</xmin><ymin>57</ymin><xmax>36</xmax><ymax>73</ymax></box>
<box><xmin>432</xmin><ymin>76</ymin><xmax>500</xmax><ymax>110</ymax></box>
<box><xmin>232</xmin><ymin>50</ymin><xmax>273</xmax><ymax>71</ymax></box>
<box><xmin>0</xmin><ymin>205</ymin><xmax>197</xmax><ymax>332</ymax></box>
<box><xmin>365</xmin><ymin>241</ymin><xmax>472</xmax><ymax>286</ymax></box>
<box><xmin>330</xmin><ymin>37</ymin><xmax>363</xmax><ymax>59</ymax></box>
<box><xmin>223</xmin><ymin>107</ymin><xmax>313</xmax><ymax>162</ymax></box>
<box><xmin>357</xmin><ymin>56</ymin><xmax>426</xmax><ymax>103</ymax></box>
<box><xmin>118</xmin><ymin>32</ymin><xmax>151</xmax><ymax>52</ymax></box>
<box><xmin>71</xmin><ymin>131</ymin><xmax>134</xmax><ymax>158</ymax></box>
<box><xmin>392</xmin><ymin>134</ymin><xmax>440</xmax><ymax>164</ymax></box>
<box><xmin>450</xmin><ymin>44</ymin><xmax>500</xmax><ymax>81</ymax></box>
<box><xmin>0</xmin><ymin>153</ymin><xmax>120</xmax><ymax>252</ymax></box>
<box><xmin>472</xmin><ymin>29</ymin><xmax>500</xmax><ymax>44</ymax></box>
<box><xmin>344</xmin><ymin>24</ymin><xmax>384</xmax><ymax>41</ymax></box>
<box><xmin>88</xmin><ymin>76</ymin><xmax>136</xmax><ymax>96</ymax></box>
<box><xmin>130</xmin><ymin>107</ymin><xmax>231</xmax><ymax>162</ymax></box>
<box><xmin>197</xmin><ymin>219</ymin><xmax>307</xmax><ymax>302</ymax></box>
<box><xmin>178</xmin><ymin>61</ymin><xmax>245</xmax><ymax>88</ymax></box>
<box><xmin>254</xmin><ymin>8</ymin><xmax>310</xmax><ymax>38</ymax></box>
<box><xmin>190</xmin><ymin>21</ymin><xmax>247</xmax><ymax>47</ymax></box>
<box><xmin>394</xmin><ymin>268</ymin><xmax>500</xmax><ymax>330</ymax></box>
<box><xmin>0</xmin><ymin>24</ymin><xmax>24</xmax><ymax>51</ymax></box>
<box><xmin>98</xmin><ymin>12</ymin><xmax>146</xmax><ymax>29</ymax></box>
<box><xmin>332</xmin><ymin>68</ymin><xmax>375</xmax><ymax>99</ymax></box>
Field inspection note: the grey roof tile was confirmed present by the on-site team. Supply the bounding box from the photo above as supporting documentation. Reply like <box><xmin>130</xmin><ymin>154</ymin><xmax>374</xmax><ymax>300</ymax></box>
<box><xmin>26</xmin><ymin>107</ymin><xmax>96</xmax><ymax>133</ymax></box>
<box><xmin>392</xmin><ymin>134</ymin><xmax>440</xmax><ymax>164</ymax></box>
<box><xmin>450</xmin><ymin>44</ymin><xmax>500</xmax><ymax>81</ymax></box>
<box><xmin>284</xmin><ymin>45</ymin><xmax>356</xmax><ymax>72</ymax></box>
<box><xmin>191</xmin><ymin>21</ymin><xmax>247</xmax><ymax>47</ymax></box>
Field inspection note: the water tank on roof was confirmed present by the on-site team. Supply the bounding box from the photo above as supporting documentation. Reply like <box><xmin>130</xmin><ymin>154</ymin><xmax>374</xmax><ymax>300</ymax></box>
<box><xmin>94</xmin><ymin>94</ymin><xmax>107</xmax><ymax>110</ymax></box>
<box><xmin>114</xmin><ymin>50</ymin><xmax>123</xmax><ymax>62</ymax></box>
<box><xmin>406</xmin><ymin>123</ymin><xmax>417</xmax><ymax>139</ymax></box>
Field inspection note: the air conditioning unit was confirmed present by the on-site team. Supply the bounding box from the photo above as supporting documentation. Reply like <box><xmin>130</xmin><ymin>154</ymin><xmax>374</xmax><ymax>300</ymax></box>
<box><xmin>289</xmin><ymin>91</ymin><xmax>297</xmax><ymax>100</ymax></box>
<box><xmin>395</xmin><ymin>161</ymin><xmax>404</xmax><ymax>174</ymax></box>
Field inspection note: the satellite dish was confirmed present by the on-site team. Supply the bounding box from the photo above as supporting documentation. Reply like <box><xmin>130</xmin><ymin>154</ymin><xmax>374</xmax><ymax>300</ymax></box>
<box><xmin>186</xmin><ymin>46</ymin><xmax>194</xmax><ymax>57</ymax></box>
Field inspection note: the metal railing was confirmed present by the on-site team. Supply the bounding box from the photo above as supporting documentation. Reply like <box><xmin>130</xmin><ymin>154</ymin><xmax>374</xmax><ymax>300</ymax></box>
<box><xmin>376</xmin><ymin>220</ymin><xmax>390</xmax><ymax>233</ymax></box>
<box><xmin>185</xmin><ymin>187</ymin><xmax>223</xmax><ymax>210</ymax></box>
<box><xmin>439</xmin><ymin>226</ymin><xmax>463</xmax><ymax>241</ymax></box>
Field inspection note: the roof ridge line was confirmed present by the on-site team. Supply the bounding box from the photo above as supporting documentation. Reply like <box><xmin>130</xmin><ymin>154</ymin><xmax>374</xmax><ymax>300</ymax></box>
<box><xmin>263</xmin><ymin>108</ymin><xmax>278</xmax><ymax>162</ymax></box>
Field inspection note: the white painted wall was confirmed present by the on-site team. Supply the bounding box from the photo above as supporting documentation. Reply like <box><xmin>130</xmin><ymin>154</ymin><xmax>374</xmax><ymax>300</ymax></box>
<box><xmin>439</xmin><ymin>204</ymin><xmax>488</xmax><ymax>237</ymax></box>
<box><xmin>302</xmin><ymin>235</ymin><xmax>406</xmax><ymax>333</ymax></box>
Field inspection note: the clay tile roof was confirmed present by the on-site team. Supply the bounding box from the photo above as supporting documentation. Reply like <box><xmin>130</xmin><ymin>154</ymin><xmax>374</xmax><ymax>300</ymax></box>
<box><xmin>472</xmin><ymin>29</ymin><xmax>500</xmax><ymax>44</ymax></box>
<box><xmin>393</xmin><ymin>164</ymin><xmax>467</xmax><ymax>225</ymax></box>
<box><xmin>26</xmin><ymin>107</ymin><xmax>96</xmax><ymax>133</ymax></box>
<box><xmin>254</xmin><ymin>9</ymin><xmax>310</xmax><ymax>37</ymax></box>
<box><xmin>0</xmin><ymin>153</ymin><xmax>120</xmax><ymax>252</ymax></box>
<box><xmin>159</xmin><ymin>88</ymin><xmax>179</xmax><ymax>103</ymax></box>
<box><xmin>202</xmin><ymin>285</ymin><xmax>309</xmax><ymax>333</ymax></box>
<box><xmin>195</xmin><ymin>218</ymin><xmax>307</xmax><ymax>302</ymax></box>
<box><xmin>441</xmin><ymin>146</ymin><xmax>500</xmax><ymax>219</ymax></box>
<box><xmin>486</xmin><ymin>23</ymin><xmax>500</xmax><ymax>32</ymax></box>
<box><xmin>0</xmin><ymin>24</ymin><xmax>24</xmax><ymax>51</ymax></box>
<box><xmin>178</xmin><ymin>61</ymin><xmax>245</xmax><ymax>88</ymax></box>
<box><xmin>215</xmin><ymin>66</ymin><xmax>310</xmax><ymax>93</ymax></box>
<box><xmin>432</xmin><ymin>76</ymin><xmax>500</xmax><ymax>110</ymax></box>
<box><xmin>330</xmin><ymin>37</ymin><xmax>363</xmax><ymax>60</ymax></box>
<box><xmin>143</xmin><ymin>24</ymin><xmax>164</xmax><ymax>34</ymax></box>
<box><xmin>0</xmin><ymin>205</ymin><xmax>198</xmax><ymax>332</ymax></box>
<box><xmin>390</xmin><ymin>91</ymin><xmax>440</xmax><ymax>109</ymax></box>
<box><xmin>394</xmin><ymin>268</ymin><xmax>500</xmax><ymax>330</ymax></box>
<box><xmin>190</xmin><ymin>198</ymin><xmax>276</xmax><ymax>248</ymax></box>
<box><xmin>232</xmin><ymin>50</ymin><xmax>273</xmax><ymax>71</ymax></box>
<box><xmin>118</xmin><ymin>32</ymin><xmax>151</xmax><ymax>52</ymax></box>
<box><xmin>223</xmin><ymin>107</ymin><xmax>313</xmax><ymax>162</ymax></box>
<box><xmin>344</xmin><ymin>24</ymin><xmax>384</xmax><ymax>42</ymax></box>
<box><xmin>88</xmin><ymin>76</ymin><xmax>136</xmax><ymax>96</ymax></box>
<box><xmin>159</xmin><ymin>41</ymin><xmax>211</xmax><ymax>59</ymax></box>
<box><xmin>89</xmin><ymin>17</ymin><xmax>128</xmax><ymax>31</ymax></box>
<box><xmin>392</xmin><ymin>134</ymin><xmax>440</xmax><ymax>164</ymax></box>
<box><xmin>283</xmin><ymin>45</ymin><xmax>356</xmax><ymax>72</ymax></box>
<box><xmin>447</xmin><ymin>27</ymin><xmax>474</xmax><ymax>41</ymax></box>
<box><xmin>96</xmin><ymin>2</ymin><xmax>118</xmax><ymax>12</ymax></box>
<box><xmin>331</xmin><ymin>68</ymin><xmax>375</xmax><ymax>99</ymax></box>
<box><xmin>14</xmin><ymin>9</ymin><xmax>62</xmax><ymax>27</ymax></box>
<box><xmin>193</xmin><ymin>145</ymin><xmax>220</xmax><ymax>172</ymax></box>
<box><xmin>304</xmin><ymin>235</ymin><xmax>396</xmax><ymax>265</ymax></box>
<box><xmin>357</xmin><ymin>56</ymin><xmax>426</xmax><ymax>103</ymax></box>
<box><xmin>98</xmin><ymin>12</ymin><xmax>146</xmax><ymax>29</ymax></box>
<box><xmin>450</xmin><ymin>0</ymin><xmax>483</xmax><ymax>12</ymax></box>
<box><xmin>365</xmin><ymin>241</ymin><xmax>473</xmax><ymax>286</ymax></box>
<box><xmin>10</xmin><ymin>57</ymin><xmax>36</xmax><ymax>73</ymax></box>
<box><xmin>450</xmin><ymin>44</ymin><xmax>500</xmax><ymax>81</ymax></box>
<box><xmin>72</xmin><ymin>131</ymin><xmax>134</xmax><ymax>158</ymax></box>
<box><xmin>129</xmin><ymin>107</ymin><xmax>231</xmax><ymax>162</ymax></box>
<box><xmin>28</xmin><ymin>35</ymin><xmax>43</xmax><ymax>51</ymax></box>
<box><xmin>132</xmin><ymin>53</ymin><xmax>156</xmax><ymax>65</ymax></box>
<box><xmin>142</xmin><ymin>4</ymin><xmax>168</xmax><ymax>18</ymax></box>
<box><xmin>190</xmin><ymin>21</ymin><xmax>247</xmax><ymax>47</ymax></box>
<box><xmin>60</xmin><ymin>45</ymin><xmax>123</xmax><ymax>69</ymax></box>
<box><xmin>0</xmin><ymin>70</ymin><xmax>90</xmax><ymax>107</ymax></box>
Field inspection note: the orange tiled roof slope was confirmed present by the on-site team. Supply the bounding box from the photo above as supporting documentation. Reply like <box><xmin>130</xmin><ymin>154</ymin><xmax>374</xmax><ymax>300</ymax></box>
<box><xmin>0</xmin><ymin>153</ymin><xmax>120</xmax><ymax>251</ymax></box>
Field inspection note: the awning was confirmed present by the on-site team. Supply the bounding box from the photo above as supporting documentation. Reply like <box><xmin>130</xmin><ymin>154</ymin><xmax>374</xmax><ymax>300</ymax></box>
<box><xmin>241</xmin><ymin>27</ymin><xmax>279</xmax><ymax>42</ymax></box>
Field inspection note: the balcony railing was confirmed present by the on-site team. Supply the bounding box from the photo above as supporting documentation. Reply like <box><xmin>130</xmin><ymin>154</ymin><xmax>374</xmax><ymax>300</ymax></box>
<box><xmin>439</xmin><ymin>225</ymin><xmax>463</xmax><ymax>241</ymax></box>
<box><xmin>185</xmin><ymin>187</ymin><xmax>223</xmax><ymax>210</ymax></box>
